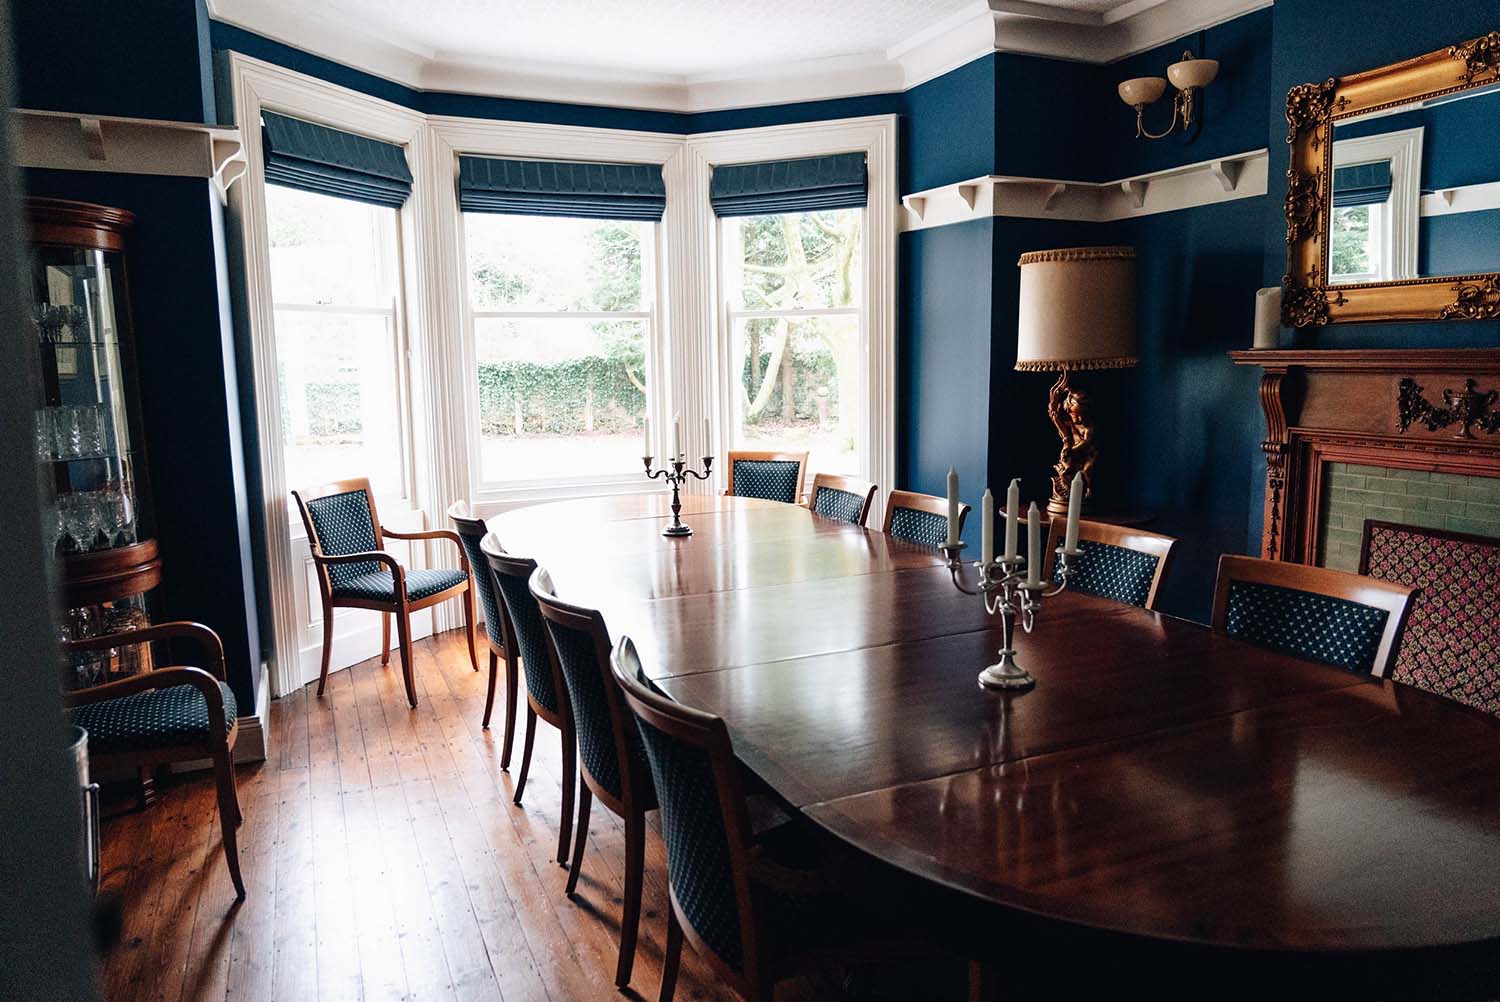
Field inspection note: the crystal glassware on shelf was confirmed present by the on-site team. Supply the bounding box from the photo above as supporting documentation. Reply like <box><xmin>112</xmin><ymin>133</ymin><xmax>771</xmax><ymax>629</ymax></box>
<box><xmin>60</xmin><ymin>492</ymin><xmax>104</xmax><ymax>553</ymax></box>
<box><xmin>48</xmin><ymin>504</ymin><xmax>69</xmax><ymax>556</ymax></box>
<box><xmin>53</xmin><ymin>405</ymin><xmax>82</xmax><ymax>460</ymax></box>
<box><xmin>107</xmin><ymin>483</ymin><xmax>136</xmax><ymax>546</ymax></box>
<box><xmin>34</xmin><ymin>409</ymin><xmax>56</xmax><ymax>462</ymax></box>
<box><xmin>76</xmin><ymin>404</ymin><xmax>106</xmax><ymax>458</ymax></box>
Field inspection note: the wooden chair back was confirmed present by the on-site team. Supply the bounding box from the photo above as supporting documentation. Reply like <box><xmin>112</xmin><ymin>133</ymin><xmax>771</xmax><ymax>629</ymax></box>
<box><xmin>1042</xmin><ymin>518</ymin><xmax>1178</xmax><ymax>610</ymax></box>
<box><xmin>806</xmin><ymin>473</ymin><xmax>877</xmax><ymax>527</ymax></box>
<box><xmin>882</xmin><ymin>489</ymin><xmax>969</xmax><ymax>548</ymax></box>
<box><xmin>1211</xmin><ymin>554</ymin><xmax>1416</xmax><ymax>677</ymax></box>
<box><xmin>725</xmin><ymin>450</ymin><xmax>809</xmax><ymax>505</ymax></box>
<box><xmin>480</xmin><ymin>535</ymin><xmax>562</xmax><ymax>721</ymax></box>
<box><xmin>291</xmin><ymin>476</ymin><xmax>384</xmax><ymax>595</ymax></box>
<box><xmin>610</xmin><ymin>636</ymin><xmax>763</xmax><ymax>997</ymax></box>
<box><xmin>448</xmin><ymin>501</ymin><xmax>506</xmax><ymax>652</ymax></box>
<box><xmin>531</xmin><ymin>570</ymin><xmax>650</xmax><ymax>815</ymax></box>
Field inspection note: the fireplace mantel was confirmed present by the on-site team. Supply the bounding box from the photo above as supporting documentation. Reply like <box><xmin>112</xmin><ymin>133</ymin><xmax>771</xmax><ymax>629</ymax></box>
<box><xmin>1230</xmin><ymin>349</ymin><xmax>1500</xmax><ymax>562</ymax></box>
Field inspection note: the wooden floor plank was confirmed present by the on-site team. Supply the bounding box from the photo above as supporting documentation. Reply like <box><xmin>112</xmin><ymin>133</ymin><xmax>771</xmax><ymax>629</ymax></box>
<box><xmin>93</xmin><ymin>627</ymin><xmax>837</xmax><ymax>1002</ymax></box>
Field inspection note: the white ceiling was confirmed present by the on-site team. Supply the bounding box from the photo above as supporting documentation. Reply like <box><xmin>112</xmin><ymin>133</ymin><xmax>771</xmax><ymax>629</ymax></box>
<box><xmin>208</xmin><ymin>0</ymin><xmax>1266</xmax><ymax>113</ymax></box>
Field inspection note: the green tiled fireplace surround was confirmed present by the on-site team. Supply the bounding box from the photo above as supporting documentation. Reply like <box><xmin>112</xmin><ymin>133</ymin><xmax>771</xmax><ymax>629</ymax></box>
<box><xmin>1318</xmin><ymin>463</ymin><xmax>1500</xmax><ymax>572</ymax></box>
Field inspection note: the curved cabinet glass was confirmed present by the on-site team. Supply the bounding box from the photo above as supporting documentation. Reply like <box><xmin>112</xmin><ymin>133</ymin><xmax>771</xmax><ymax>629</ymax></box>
<box><xmin>28</xmin><ymin>199</ymin><xmax>160</xmax><ymax>687</ymax></box>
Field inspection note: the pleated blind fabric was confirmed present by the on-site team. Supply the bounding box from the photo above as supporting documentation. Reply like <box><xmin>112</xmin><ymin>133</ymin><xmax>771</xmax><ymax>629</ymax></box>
<box><xmin>457</xmin><ymin>156</ymin><xmax>666</xmax><ymax>221</ymax></box>
<box><xmin>261</xmin><ymin>111</ymin><xmax>413</xmax><ymax>209</ymax></box>
<box><xmin>709</xmin><ymin>152</ymin><xmax>867</xmax><ymax>217</ymax></box>
<box><xmin>1332</xmin><ymin>161</ymin><xmax>1393</xmax><ymax>208</ymax></box>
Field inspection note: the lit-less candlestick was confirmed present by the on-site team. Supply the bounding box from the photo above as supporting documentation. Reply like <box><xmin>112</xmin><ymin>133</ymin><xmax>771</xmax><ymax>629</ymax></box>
<box><xmin>673</xmin><ymin>414</ymin><xmax>682</xmax><ymax>459</ymax></box>
<box><xmin>642</xmin><ymin>416</ymin><xmax>651</xmax><ymax>459</ymax></box>
<box><xmin>946</xmin><ymin>468</ymin><xmax>960</xmax><ymax>547</ymax></box>
<box><xmin>981</xmin><ymin>488</ymin><xmax>994</xmax><ymax>567</ymax></box>
<box><xmin>1003</xmin><ymin>479</ymin><xmax>1020</xmax><ymax>563</ymax></box>
<box><xmin>1026</xmin><ymin>502</ymin><xmax>1042</xmax><ymax>587</ymax></box>
<box><xmin>1065</xmin><ymin>472</ymin><xmax>1083</xmax><ymax>553</ymax></box>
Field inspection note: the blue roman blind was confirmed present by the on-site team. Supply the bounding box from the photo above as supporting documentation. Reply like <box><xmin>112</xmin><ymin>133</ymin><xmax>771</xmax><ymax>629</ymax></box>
<box><xmin>261</xmin><ymin>111</ymin><xmax>413</xmax><ymax>209</ymax></box>
<box><xmin>457</xmin><ymin>156</ymin><xmax>666</xmax><ymax>221</ymax></box>
<box><xmin>1332</xmin><ymin>161</ymin><xmax>1393</xmax><ymax>208</ymax></box>
<box><xmin>710</xmin><ymin>152</ymin><xmax>867</xmax><ymax>217</ymax></box>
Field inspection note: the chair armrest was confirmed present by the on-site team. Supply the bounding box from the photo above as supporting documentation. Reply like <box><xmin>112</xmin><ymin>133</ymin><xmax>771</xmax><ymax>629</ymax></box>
<box><xmin>311</xmin><ymin>549</ymin><xmax>403</xmax><ymax>575</ymax></box>
<box><xmin>64</xmin><ymin>620</ymin><xmax>226</xmax><ymax>681</ymax></box>
<box><xmin>63</xmin><ymin>665</ymin><xmax>225</xmax><ymax>713</ymax></box>
<box><xmin>381</xmin><ymin>527</ymin><xmax>469</xmax><ymax>571</ymax></box>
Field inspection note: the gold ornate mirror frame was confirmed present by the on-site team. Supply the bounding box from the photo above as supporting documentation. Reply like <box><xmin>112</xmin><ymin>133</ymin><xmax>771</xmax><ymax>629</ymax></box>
<box><xmin>1282</xmin><ymin>30</ymin><xmax>1500</xmax><ymax>328</ymax></box>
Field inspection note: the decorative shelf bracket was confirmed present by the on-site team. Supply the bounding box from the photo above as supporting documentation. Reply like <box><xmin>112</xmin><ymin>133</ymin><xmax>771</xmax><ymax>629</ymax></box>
<box><xmin>1043</xmin><ymin>182</ymin><xmax>1069</xmax><ymax>211</ymax></box>
<box><xmin>1120</xmin><ymin>179</ymin><xmax>1149</xmax><ymax>207</ymax></box>
<box><xmin>1209</xmin><ymin>158</ymin><xmax>1244</xmax><ymax>192</ymax></box>
<box><xmin>901</xmin><ymin>194</ymin><xmax>928</xmax><ymax>221</ymax></box>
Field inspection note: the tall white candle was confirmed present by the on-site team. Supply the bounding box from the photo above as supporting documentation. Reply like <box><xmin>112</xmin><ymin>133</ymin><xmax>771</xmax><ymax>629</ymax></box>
<box><xmin>945</xmin><ymin>468</ymin><xmax>959</xmax><ymax>546</ymax></box>
<box><xmin>642</xmin><ymin>416</ymin><xmax>651</xmax><ymax>459</ymax></box>
<box><xmin>703</xmin><ymin>417</ymin><xmax>711</xmax><ymax>457</ymax></box>
<box><xmin>1003</xmin><ymin>479</ymin><xmax>1020</xmax><ymax>562</ymax></box>
<box><xmin>673</xmin><ymin>414</ymin><xmax>681</xmax><ymax>459</ymax></box>
<box><xmin>1027</xmin><ymin>502</ymin><xmax>1042</xmax><ymax>587</ymax></box>
<box><xmin>1065</xmin><ymin>472</ymin><xmax>1083</xmax><ymax>553</ymax></box>
<box><xmin>981</xmin><ymin>488</ymin><xmax>994</xmax><ymax>567</ymax></box>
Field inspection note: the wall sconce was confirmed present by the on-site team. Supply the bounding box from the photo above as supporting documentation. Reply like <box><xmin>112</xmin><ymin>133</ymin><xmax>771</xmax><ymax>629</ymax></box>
<box><xmin>1117</xmin><ymin>51</ymin><xmax>1218</xmax><ymax>140</ymax></box>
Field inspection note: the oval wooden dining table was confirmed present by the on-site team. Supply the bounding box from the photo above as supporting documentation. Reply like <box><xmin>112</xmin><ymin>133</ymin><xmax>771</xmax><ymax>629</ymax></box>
<box><xmin>489</xmin><ymin>492</ymin><xmax>1500</xmax><ymax>999</ymax></box>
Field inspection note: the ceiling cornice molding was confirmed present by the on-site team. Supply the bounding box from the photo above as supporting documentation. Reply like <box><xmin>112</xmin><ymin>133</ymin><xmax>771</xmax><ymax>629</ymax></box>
<box><xmin>205</xmin><ymin>0</ymin><xmax>1271</xmax><ymax>115</ymax></box>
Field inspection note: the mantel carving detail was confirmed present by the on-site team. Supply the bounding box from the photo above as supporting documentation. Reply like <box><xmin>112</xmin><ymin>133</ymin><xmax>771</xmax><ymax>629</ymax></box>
<box><xmin>1398</xmin><ymin>377</ymin><xmax>1500</xmax><ymax>439</ymax></box>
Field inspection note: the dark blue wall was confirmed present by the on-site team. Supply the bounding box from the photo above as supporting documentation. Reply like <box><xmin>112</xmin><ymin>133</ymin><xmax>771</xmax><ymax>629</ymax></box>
<box><xmin>15</xmin><ymin>1</ymin><xmax>263</xmax><ymax>709</ymax></box>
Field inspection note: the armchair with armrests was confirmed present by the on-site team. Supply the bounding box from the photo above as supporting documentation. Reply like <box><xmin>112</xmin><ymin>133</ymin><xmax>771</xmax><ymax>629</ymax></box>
<box><xmin>292</xmin><ymin>477</ymin><xmax>479</xmax><ymax>709</ymax></box>
<box><xmin>64</xmin><ymin>621</ymin><xmax>245</xmax><ymax>899</ymax></box>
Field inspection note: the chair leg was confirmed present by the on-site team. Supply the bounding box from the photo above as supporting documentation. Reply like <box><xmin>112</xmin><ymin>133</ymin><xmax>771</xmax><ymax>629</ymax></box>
<box><xmin>482</xmin><ymin>649</ymin><xmax>499</xmax><ymax>729</ymax></box>
<box><xmin>513</xmin><ymin>705</ymin><xmax>536</xmax><ymax>805</ymax></box>
<box><xmin>462</xmin><ymin>589</ymin><xmax>480</xmax><ymax>673</ymax></box>
<box><xmin>556</xmin><ymin>729</ymin><xmax>575</xmax><ymax>868</ymax></box>
<box><xmin>616</xmin><ymin>808</ymin><xmax>645</xmax><ymax>988</ymax></box>
<box><xmin>660</xmin><ymin>906</ymin><xmax>683</xmax><ymax>1002</ymax></box>
<box><xmin>316</xmin><ymin>598</ymin><xmax>335</xmax><ymax>696</ymax></box>
<box><xmin>566</xmin><ymin>784</ymin><xmax>591</xmax><ymax>897</ymax></box>
<box><xmin>499</xmin><ymin>650</ymin><xmax>519</xmax><ymax>770</ymax></box>
<box><xmin>211</xmin><ymin>746</ymin><xmax>246</xmax><ymax>900</ymax></box>
<box><xmin>381</xmin><ymin>612</ymin><xmax>391</xmax><ymax>667</ymax></box>
<box><xmin>395</xmin><ymin>606</ymin><xmax>417</xmax><ymax>709</ymax></box>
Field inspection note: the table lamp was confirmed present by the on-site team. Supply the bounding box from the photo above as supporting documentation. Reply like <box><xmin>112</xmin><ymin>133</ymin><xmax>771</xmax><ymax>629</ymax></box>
<box><xmin>1015</xmin><ymin>246</ymin><xmax>1137</xmax><ymax>516</ymax></box>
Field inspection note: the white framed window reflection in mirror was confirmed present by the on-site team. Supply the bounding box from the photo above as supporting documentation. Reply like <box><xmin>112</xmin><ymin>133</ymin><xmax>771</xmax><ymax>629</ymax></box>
<box><xmin>1328</xmin><ymin>127</ymin><xmax>1422</xmax><ymax>284</ymax></box>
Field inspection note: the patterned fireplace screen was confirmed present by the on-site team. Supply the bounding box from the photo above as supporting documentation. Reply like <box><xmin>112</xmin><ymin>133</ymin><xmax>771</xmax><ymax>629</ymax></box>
<box><xmin>1317</xmin><ymin>466</ymin><xmax>1500</xmax><ymax>717</ymax></box>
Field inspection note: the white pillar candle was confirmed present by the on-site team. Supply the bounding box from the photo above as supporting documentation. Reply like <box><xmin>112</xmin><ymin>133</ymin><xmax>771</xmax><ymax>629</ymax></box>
<box><xmin>703</xmin><ymin>417</ymin><xmax>711</xmax><ymax>458</ymax></box>
<box><xmin>673</xmin><ymin>414</ymin><xmax>682</xmax><ymax>459</ymax></box>
<box><xmin>642</xmin><ymin>416</ymin><xmax>651</xmax><ymax>459</ymax></box>
<box><xmin>981</xmin><ymin>488</ymin><xmax>994</xmax><ymax>567</ymax></box>
<box><xmin>1065</xmin><ymin>472</ymin><xmax>1083</xmax><ymax>553</ymax></box>
<box><xmin>945</xmin><ymin>467</ymin><xmax>959</xmax><ymax>546</ymax></box>
<box><xmin>1027</xmin><ymin>502</ymin><xmax>1043</xmax><ymax>586</ymax></box>
<box><xmin>1003</xmin><ymin>479</ymin><xmax>1020</xmax><ymax>562</ymax></box>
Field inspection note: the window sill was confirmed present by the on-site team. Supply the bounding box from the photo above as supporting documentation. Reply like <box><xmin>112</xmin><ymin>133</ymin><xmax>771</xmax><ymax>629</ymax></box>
<box><xmin>470</xmin><ymin>474</ymin><xmax>672</xmax><ymax>517</ymax></box>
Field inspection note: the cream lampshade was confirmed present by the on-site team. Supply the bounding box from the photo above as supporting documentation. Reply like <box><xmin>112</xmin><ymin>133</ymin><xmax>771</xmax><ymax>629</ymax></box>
<box><xmin>1015</xmin><ymin>246</ymin><xmax>1138</xmax><ymax>515</ymax></box>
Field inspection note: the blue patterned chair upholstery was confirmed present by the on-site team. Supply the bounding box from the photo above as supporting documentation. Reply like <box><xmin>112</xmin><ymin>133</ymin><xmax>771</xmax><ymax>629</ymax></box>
<box><xmin>883</xmin><ymin>489</ymin><xmax>968</xmax><ymax>550</ymax></box>
<box><xmin>481</xmin><ymin>537</ymin><xmax>576</xmax><ymax>868</ymax></box>
<box><xmin>533</xmin><ymin>577</ymin><xmax>657</xmax><ymax>987</ymax></box>
<box><xmin>807</xmin><ymin>473</ymin><xmax>875</xmax><ymax>527</ymax></box>
<box><xmin>292</xmin><ymin>478</ymin><xmax>478</xmax><ymax>710</ymax></box>
<box><xmin>450</xmin><ymin>503</ymin><xmax>513</xmax><ymax>745</ymax></box>
<box><xmin>1212</xmin><ymin>555</ymin><xmax>1415</xmax><ymax>677</ymax></box>
<box><xmin>62</xmin><ymin>620</ymin><xmax>246</xmax><ymax>899</ymax></box>
<box><xmin>729</xmin><ymin>453</ymin><xmax>806</xmax><ymax>504</ymax></box>
<box><xmin>1057</xmin><ymin>540</ymin><xmax>1160</xmax><ymax>608</ymax></box>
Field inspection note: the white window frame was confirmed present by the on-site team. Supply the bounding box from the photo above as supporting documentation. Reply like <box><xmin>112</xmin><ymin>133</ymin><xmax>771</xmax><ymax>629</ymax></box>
<box><xmin>229</xmin><ymin>53</ymin><xmax>437</xmax><ymax>699</ymax></box>
<box><xmin>687</xmin><ymin>117</ymin><xmax>899</xmax><ymax>523</ymax></box>
<box><xmin>1329</xmin><ymin>126</ymin><xmax>1423</xmax><ymax>283</ymax></box>
<box><xmin>459</xmin><ymin>212</ymin><xmax>665</xmax><ymax>495</ymax></box>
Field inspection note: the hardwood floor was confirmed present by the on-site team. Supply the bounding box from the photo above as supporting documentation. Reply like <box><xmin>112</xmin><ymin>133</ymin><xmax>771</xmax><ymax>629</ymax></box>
<box><xmin>92</xmin><ymin>627</ymin><xmax>826</xmax><ymax>1002</ymax></box>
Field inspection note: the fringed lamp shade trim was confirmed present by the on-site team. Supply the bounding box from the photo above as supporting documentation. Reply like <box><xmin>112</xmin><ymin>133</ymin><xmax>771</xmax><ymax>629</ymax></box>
<box><xmin>1015</xmin><ymin>355</ymin><xmax>1139</xmax><ymax>372</ymax></box>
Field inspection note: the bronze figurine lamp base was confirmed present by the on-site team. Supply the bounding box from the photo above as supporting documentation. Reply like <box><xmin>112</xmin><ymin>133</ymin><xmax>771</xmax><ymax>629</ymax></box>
<box><xmin>1014</xmin><ymin>247</ymin><xmax>1139</xmax><ymax>517</ymax></box>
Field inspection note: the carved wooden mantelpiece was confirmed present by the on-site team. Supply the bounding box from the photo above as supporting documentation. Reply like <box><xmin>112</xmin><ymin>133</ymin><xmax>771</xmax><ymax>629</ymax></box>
<box><xmin>1230</xmin><ymin>349</ymin><xmax>1500</xmax><ymax>562</ymax></box>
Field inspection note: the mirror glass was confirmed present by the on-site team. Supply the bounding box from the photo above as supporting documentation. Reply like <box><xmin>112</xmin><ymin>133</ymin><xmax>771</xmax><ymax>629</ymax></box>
<box><xmin>1328</xmin><ymin>82</ymin><xmax>1500</xmax><ymax>285</ymax></box>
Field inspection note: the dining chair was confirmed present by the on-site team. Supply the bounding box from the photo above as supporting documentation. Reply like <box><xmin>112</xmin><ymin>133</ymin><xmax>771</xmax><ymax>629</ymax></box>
<box><xmin>1211</xmin><ymin>554</ymin><xmax>1416</xmax><ymax>676</ymax></box>
<box><xmin>725</xmin><ymin>450</ymin><xmax>808</xmax><ymax>505</ymax></box>
<box><xmin>806</xmin><ymin>472</ymin><xmax>877</xmax><ymax>527</ymax></box>
<box><xmin>64</xmin><ymin>621</ymin><xmax>245</xmax><ymax>899</ymax></box>
<box><xmin>1359</xmin><ymin>519</ymin><xmax>1500</xmax><ymax>717</ymax></box>
<box><xmin>480</xmin><ymin>535</ymin><xmax>574</xmax><ymax>866</ymax></box>
<box><xmin>447</xmin><ymin>502</ymin><xmax>515</xmax><ymax>752</ymax></box>
<box><xmin>882</xmin><ymin>489</ymin><xmax>969</xmax><ymax>549</ymax></box>
<box><xmin>531</xmin><ymin>571</ymin><xmax>657</xmax><ymax>989</ymax></box>
<box><xmin>610</xmin><ymin>635</ymin><xmax>923</xmax><ymax>1002</ymax></box>
<box><xmin>292</xmin><ymin>477</ymin><xmax>479</xmax><ymax>708</ymax></box>
<box><xmin>1042</xmin><ymin>517</ymin><xmax>1178</xmax><ymax>610</ymax></box>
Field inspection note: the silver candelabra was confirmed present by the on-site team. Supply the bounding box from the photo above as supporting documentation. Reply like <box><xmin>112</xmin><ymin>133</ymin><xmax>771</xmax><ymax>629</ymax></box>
<box><xmin>940</xmin><ymin>542</ymin><xmax>1076</xmax><ymax>691</ymax></box>
<box><xmin>643</xmin><ymin>453</ymin><xmax>713</xmax><ymax>537</ymax></box>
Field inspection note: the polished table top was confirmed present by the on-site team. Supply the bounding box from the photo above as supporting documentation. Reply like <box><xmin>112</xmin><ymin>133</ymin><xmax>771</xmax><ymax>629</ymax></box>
<box><xmin>489</xmin><ymin>493</ymin><xmax>1500</xmax><ymax>957</ymax></box>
